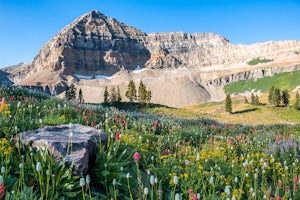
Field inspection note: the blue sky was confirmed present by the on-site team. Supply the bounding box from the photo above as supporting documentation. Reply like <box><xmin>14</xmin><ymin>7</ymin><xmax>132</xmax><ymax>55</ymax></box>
<box><xmin>0</xmin><ymin>0</ymin><xmax>300</xmax><ymax>68</ymax></box>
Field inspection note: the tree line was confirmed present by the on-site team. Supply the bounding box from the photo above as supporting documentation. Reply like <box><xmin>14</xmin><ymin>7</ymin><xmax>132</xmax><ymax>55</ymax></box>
<box><xmin>225</xmin><ymin>86</ymin><xmax>300</xmax><ymax>114</ymax></box>
<box><xmin>65</xmin><ymin>80</ymin><xmax>152</xmax><ymax>106</ymax></box>
<box><xmin>104</xmin><ymin>80</ymin><xmax>151</xmax><ymax>105</ymax></box>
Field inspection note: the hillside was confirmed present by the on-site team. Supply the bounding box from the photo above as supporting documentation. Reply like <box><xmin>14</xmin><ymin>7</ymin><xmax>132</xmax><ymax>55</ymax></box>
<box><xmin>225</xmin><ymin>69</ymin><xmax>300</xmax><ymax>94</ymax></box>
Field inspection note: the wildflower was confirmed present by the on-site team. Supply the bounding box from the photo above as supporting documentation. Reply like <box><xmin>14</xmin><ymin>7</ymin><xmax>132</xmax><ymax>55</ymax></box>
<box><xmin>86</xmin><ymin>175</ymin><xmax>90</xmax><ymax>184</ymax></box>
<box><xmin>115</xmin><ymin>131</ymin><xmax>120</xmax><ymax>140</ymax></box>
<box><xmin>188</xmin><ymin>189</ymin><xmax>193</xmax><ymax>195</ymax></box>
<box><xmin>36</xmin><ymin>162</ymin><xmax>42</xmax><ymax>172</ymax></box>
<box><xmin>276</xmin><ymin>196</ymin><xmax>280</xmax><ymax>200</ymax></box>
<box><xmin>112</xmin><ymin>179</ymin><xmax>116</xmax><ymax>186</ymax></box>
<box><xmin>0</xmin><ymin>175</ymin><xmax>4</xmax><ymax>199</ymax></box>
<box><xmin>133</xmin><ymin>152</ymin><xmax>141</xmax><ymax>162</ymax></box>
<box><xmin>80</xmin><ymin>177</ymin><xmax>85</xmax><ymax>187</ymax></box>
<box><xmin>155</xmin><ymin>177</ymin><xmax>158</xmax><ymax>183</ymax></box>
<box><xmin>175</xmin><ymin>193</ymin><xmax>181</xmax><ymax>200</ymax></box>
<box><xmin>173</xmin><ymin>175</ymin><xmax>179</xmax><ymax>185</ymax></box>
<box><xmin>144</xmin><ymin>187</ymin><xmax>148</xmax><ymax>195</ymax></box>
<box><xmin>150</xmin><ymin>175</ymin><xmax>155</xmax><ymax>185</ymax></box>
<box><xmin>224</xmin><ymin>186</ymin><xmax>230</xmax><ymax>195</ymax></box>
<box><xmin>278</xmin><ymin>180</ymin><xmax>283</xmax><ymax>188</ymax></box>
<box><xmin>196</xmin><ymin>153</ymin><xmax>200</xmax><ymax>161</ymax></box>
<box><xmin>209</xmin><ymin>176</ymin><xmax>214</xmax><ymax>185</ymax></box>
<box><xmin>193</xmin><ymin>194</ymin><xmax>198</xmax><ymax>200</ymax></box>
<box><xmin>19</xmin><ymin>163</ymin><xmax>23</xmax><ymax>169</ymax></box>
<box><xmin>151</xmin><ymin>156</ymin><xmax>154</xmax><ymax>161</ymax></box>
<box><xmin>126</xmin><ymin>173</ymin><xmax>131</xmax><ymax>179</ymax></box>
<box><xmin>234</xmin><ymin>177</ymin><xmax>238</xmax><ymax>183</ymax></box>
<box><xmin>0</xmin><ymin>167</ymin><xmax>4</xmax><ymax>174</ymax></box>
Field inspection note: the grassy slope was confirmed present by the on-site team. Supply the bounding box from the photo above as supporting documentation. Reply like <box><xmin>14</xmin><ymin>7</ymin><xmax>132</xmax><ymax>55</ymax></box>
<box><xmin>143</xmin><ymin>93</ymin><xmax>300</xmax><ymax>125</ymax></box>
<box><xmin>224</xmin><ymin>70</ymin><xmax>300</xmax><ymax>94</ymax></box>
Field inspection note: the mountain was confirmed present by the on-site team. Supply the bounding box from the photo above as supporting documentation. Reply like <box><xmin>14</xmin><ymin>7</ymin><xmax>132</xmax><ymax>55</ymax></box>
<box><xmin>3</xmin><ymin>10</ymin><xmax>300</xmax><ymax>107</ymax></box>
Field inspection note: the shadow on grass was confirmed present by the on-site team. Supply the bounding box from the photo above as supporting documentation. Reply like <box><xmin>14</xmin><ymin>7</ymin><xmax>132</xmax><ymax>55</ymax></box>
<box><xmin>233</xmin><ymin>108</ymin><xmax>258</xmax><ymax>114</ymax></box>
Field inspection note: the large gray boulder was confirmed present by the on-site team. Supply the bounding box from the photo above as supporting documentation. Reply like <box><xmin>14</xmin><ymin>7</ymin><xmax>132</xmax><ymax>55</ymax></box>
<box><xmin>14</xmin><ymin>124</ymin><xmax>107</xmax><ymax>175</ymax></box>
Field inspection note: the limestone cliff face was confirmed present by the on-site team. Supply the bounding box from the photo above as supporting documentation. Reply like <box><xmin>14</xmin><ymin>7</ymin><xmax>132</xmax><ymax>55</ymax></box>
<box><xmin>31</xmin><ymin>10</ymin><xmax>150</xmax><ymax>76</ymax></box>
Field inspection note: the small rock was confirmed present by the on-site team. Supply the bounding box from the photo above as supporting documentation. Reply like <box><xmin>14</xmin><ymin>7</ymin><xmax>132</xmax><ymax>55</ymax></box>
<box><xmin>14</xmin><ymin>124</ymin><xmax>107</xmax><ymax>175</ymax></box>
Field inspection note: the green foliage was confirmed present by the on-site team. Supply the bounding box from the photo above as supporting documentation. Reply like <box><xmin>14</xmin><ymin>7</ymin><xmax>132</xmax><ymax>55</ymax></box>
<box><xmin>250</xmin><ymin>93</ymin><xmax>259</xmax><ymax>105</ymax></box>
<box><xmin>268</xmin><ymin>85</ymin><xmax>275</xmax><ymax>105</ymax></box>
<box><xmin>78</xmin><ymin>88</ymin><xmax>83</xmax><ymax>104</ymax></box>
<box><xmin>225</xmin><ymin>70</ymin><xmax>300</xmax><ymax>94</ymax></box>
<box><xmin>138</xmin><ymin>80</ymin><xmax>152</xmax><ymax>104</ymax></box>
<box><xmin>116</xmin><ymin>86</ymin><xmax>122</xmax><ymax>103</ymax></box>
<box><xmin>65</xmin><ymin>83</ymin><xmax>76</xmax><ymax>101</ymax></box>
<box><xmin>125</xmin><ymin>80</ymin><xmax>137</xmax><ymax>103</ymax></box>
<box><xmin>282</xmin><ymin>89</ymin><xmax>290</xmax><ymax>107</ymax></box>
<box><xmin>109</xmin><ymin>86</ymin><xmax>117</xmax><ymax>104</ymax></box>
<box><xmin>104</xmin><ymin>86</ymin><xmax>109</xmax><ymax>104</ymax></box>
<box><xmin>247</xmin><ymin>57</ymin><xmax>273</xmax><ymax>65</ymax></box>
<box><xmin>274</xmin><ymin>87</ymin><xmax>281</xmax><ymax>107</ymax></box>
<box><xmin>225</xmin><ymin>94</ymin><xmax>232</xmax><ymax>113</ymax></box>
<box><xmin>294</xmin><ymin>91</ymin><xmax>300</xmax><ymax>110</ymax></box>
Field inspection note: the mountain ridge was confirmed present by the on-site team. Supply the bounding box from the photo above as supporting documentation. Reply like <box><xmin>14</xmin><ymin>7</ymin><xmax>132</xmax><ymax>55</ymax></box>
<box><xmin>3</xmin><ymin>10</ymin><xmax>300</xmax><ymax>107</ymax></box>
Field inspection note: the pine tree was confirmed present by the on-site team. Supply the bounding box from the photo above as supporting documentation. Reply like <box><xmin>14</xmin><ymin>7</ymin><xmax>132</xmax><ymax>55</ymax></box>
<box><xmin>146</xmin><ymin>90</ymin><xmax>152</xmax><ymax>104</ymax></box>
<box><xmin>103</xmin><ymin>86</ymin><xmax>109</xmax><ymax>104</ymax></box>
<box><xmin>138</xmin><ymin>80</ymin><xmax>148</xmax><ymax>103</ymax></box>
<box><xmin>274</xmin><ymin>88</ymin><xmax>281</xmax><ymax>107</ymax></box>
<box><xmin>225</xmin><ymin>94</ymin><xmax>232</xmax><ymax>114</ymax></box>
<box><xmin>254</xmin><ymin>95</ymin><xmax>260</xmax><ymax>105</ymax></box>
<box><xmin>126</xmin><ymin>80</ymin><xmax>137</xmax><ymax>103</ymax></box>
<box><xmin>268</xmin><ymin>86</ymin><xmax>275</xmax><ymax>105</ymax></box>
<box><xmin>116</xmin><ymin>86</ymin><xmax>122</xmax><ymax>103</ymax></box>
<box><xmin>110</xmin><ymin>87</ymin><xmax>117</xmax><ymax>103</ymax></box>
<box><xmin>281</xmin><ymin>89</ymin><xmax>290</xmax><ymax>107</ymax></box>
<box><xmin>294</xmin><ymin>91</ymin><xmax>300</xmax><ymax>110</ymax></box>
<box><xmin>65</xmin><ymin>83</ymin><xmax>76</xmax><ymax>100</ymax></box>
<box><xmin>78</xmin><ymin>88</ymin><xmax>83</xmax><ymax>104</ymax></box>
<box><xmin>244</xmin><ymin>96</ymin><xmax>249</xmax><ymax>104</ymax></box>
<box><xmin>251</xmin><ymin>93</ymin><xmax>255</xmax><ymax>105</ymax></box>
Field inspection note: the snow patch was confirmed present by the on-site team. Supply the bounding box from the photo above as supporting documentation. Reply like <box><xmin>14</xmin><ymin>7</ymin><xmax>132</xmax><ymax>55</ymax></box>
<box><xmin>75</xmin><ymin>74</ymin><xmax>111</xmax><ymax>80</ymax></box>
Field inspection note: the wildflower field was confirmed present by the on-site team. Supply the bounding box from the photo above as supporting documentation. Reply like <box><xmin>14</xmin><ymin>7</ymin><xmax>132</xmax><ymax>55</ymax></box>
<box><xmin>0</xmin><ymin>86</ymin><xmax>300</xmax><ymax>200</ymax></box>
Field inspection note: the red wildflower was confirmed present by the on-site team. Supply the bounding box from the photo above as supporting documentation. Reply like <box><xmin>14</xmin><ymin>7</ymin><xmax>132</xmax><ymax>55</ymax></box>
<box><xmin>133</xmin><ymin>152</ymin><xmax>141</xmax><ymax>162</ymax></box>
<box><xmin>278</xmin><ymin>180</ymin><xmax>283</xmax><ymax>188</ymax></box>
<box><xmin>294</xmin><ymin>176</ymin><xmax>299</xmax><ymax>183</ymax></box>
<box><xmin>115</xmin><ymin>131</ymin><xmax>120</xmax><ymax>140</ymax></box>
<box><xmin>0</xmin><ymin>183</ymin><xmax>5</xmax><ymax>199</ymax></box>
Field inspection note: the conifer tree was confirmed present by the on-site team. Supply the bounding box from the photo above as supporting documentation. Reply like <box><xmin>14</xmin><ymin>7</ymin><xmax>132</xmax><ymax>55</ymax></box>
<box><xmin>78</xmin><ymin>88</ymin><xmax>83</xmax><ymax>104</ymax></box>
<box><xmin>116</xmin><ymin>86</ymin><xmax>122</xmax><ymax>103</ymax></box>
<box><xmin>110</xmin><ymin>86</ymin><xmax>117</xmax><ymax>103</ymax></box>
<box><xmin>254</xmin><ymin>95</ymin><xmax>260</xmax><ymax>105</ymax></box>
<box><xmin>268</xmin><ymin>85</ymin><xmax>275</xmax><ymax>105</ymax></box>
<box><xmin>103</xmin><ymin>86</ymin><xmax>109</xmax><ymax>104</ymax></box>
<box><xmin>225</xmin><ymin>94</ymin><xmax>232</xmax><ymax>114</ymax></box>
<box><xmin>274</xmin><ymin>88</ymin><xmax>281</xmax><ymax>107</ymax></box>
<box><xmin>281</xmin><ymin>89</ymin><xmax>290</xmax><ymax>107</ymax></box>
<box><xmin>294</xmin><ymin>91</ymin><xmax>300</xmax><ymax>110</ymax></box>
<box><xmin>65</xmin><ymin>83</ymin><xmax>76</xmax><ymax>100</ymax></box>
<box><xmin>244</xmin><ymin>96</ymin><xmax>249</xmax><ymax>104</ymax></box>
<box><xmin>251</xmin><ymin>93</ymin><xmax>255</xmax><ymax>105</ymax></box>
<box><xmin>138</xmin><ymin>80</ymin><xmax>148</xmax><ymax>103</ymax></box>
<box><xmin>146</xmin><ymin>90</ymin><xmax>152</xmax><ymax>104</ymax></box>
<box><xmin>125</xmin><ymin>80</ymin><xmax>137</xmax><ymax>103</ymax></box>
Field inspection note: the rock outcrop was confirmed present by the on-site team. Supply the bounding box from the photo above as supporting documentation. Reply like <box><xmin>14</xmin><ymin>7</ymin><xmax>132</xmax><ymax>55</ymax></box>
<box><xmin>14</xmin><ymin>124</ymin><xmax>108</xmax><ymax>175</ymax></box>
<box><xmin>2</xmin><ymin>10</ymin><xmax>300</xmax><ymax>107</ymax></box>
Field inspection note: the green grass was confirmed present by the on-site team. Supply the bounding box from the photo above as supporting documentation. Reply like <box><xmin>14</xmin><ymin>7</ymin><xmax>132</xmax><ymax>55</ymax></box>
<box><xmin>247</xmin><ymin>57</ymin><xmax>273</xmax><ymax>65</ymax></box>
<box><xmin>224</xmin><ymin>70</ymin><xmax>300</xmax><ymax>94</ymax></box>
